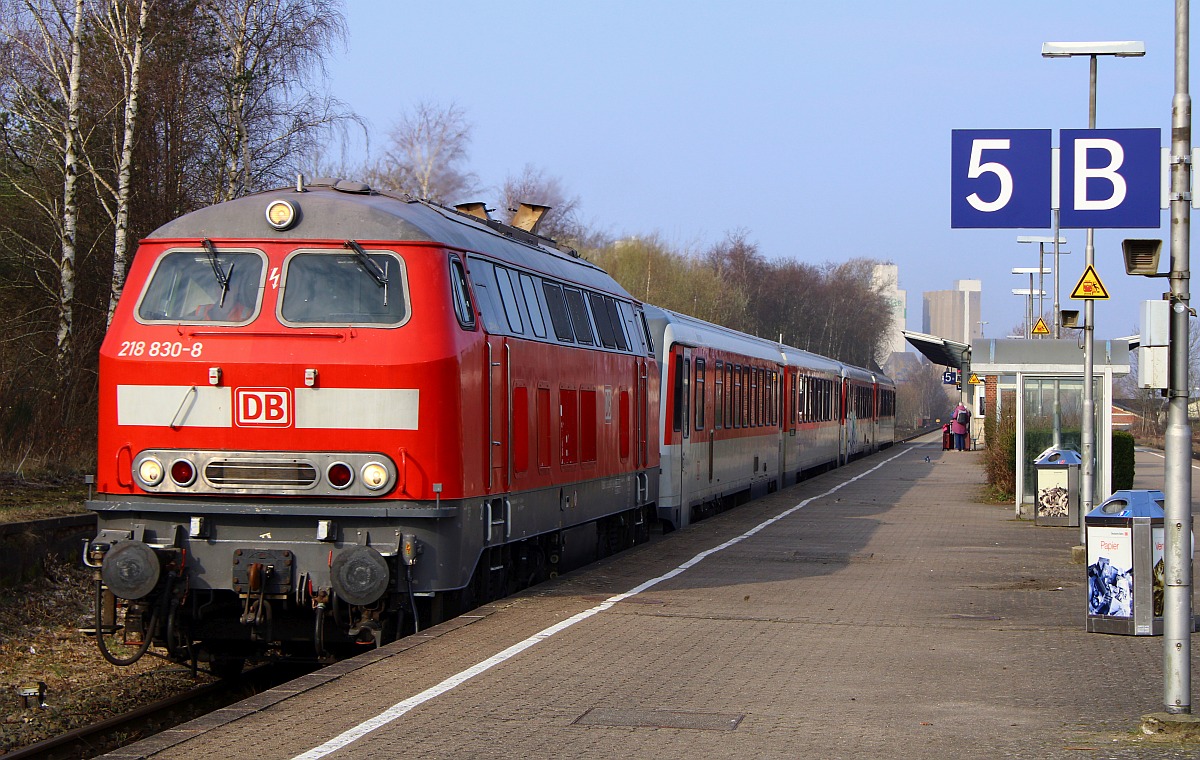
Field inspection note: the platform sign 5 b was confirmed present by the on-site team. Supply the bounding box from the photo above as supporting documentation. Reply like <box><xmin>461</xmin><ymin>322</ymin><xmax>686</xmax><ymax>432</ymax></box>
<box><xmin>951</xmin><ymin>128</ymin><xmax>1162</xmax><ymax>229</ymax></box>
<box><xmin>951</xmin><ymin>130</ymin><xmax>1052</xmax><ymax>228</ymax></box>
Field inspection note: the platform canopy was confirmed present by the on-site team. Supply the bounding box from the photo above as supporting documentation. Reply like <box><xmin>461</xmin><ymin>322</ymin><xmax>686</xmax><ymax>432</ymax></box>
<box><xmin>901</xmin><ymin>330</ymin><xmax>970</xmax><ymax>370</ymax></box>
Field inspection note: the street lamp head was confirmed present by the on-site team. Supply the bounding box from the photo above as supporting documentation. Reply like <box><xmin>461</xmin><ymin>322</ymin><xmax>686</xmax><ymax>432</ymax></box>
<box><xmin>1041</xmin><ymin>41</ymin><xmax>1146</xmax><ymax>58</ymax></box>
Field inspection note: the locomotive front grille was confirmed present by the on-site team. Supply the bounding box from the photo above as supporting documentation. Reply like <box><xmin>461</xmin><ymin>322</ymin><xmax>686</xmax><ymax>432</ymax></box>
<box><xmin>205</xmin><ymin>459</ymin><xmax>319</xmax><ymax>488</ymax></box>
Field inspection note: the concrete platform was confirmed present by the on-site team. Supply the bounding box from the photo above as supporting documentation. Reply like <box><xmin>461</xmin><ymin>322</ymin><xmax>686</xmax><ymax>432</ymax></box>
<box><xmin>101</xmin><ymin>437</ymin><xmax>1200</xmax><ymax>759</ymax></box>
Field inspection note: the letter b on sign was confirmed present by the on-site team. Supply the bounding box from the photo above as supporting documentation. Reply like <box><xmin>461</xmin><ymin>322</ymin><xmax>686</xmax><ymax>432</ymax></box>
<box><xmin>235</xmin><ymin>388</ymin><xmax>291</xmax><ymax>426</ymax></box>
<box><xmin>1060</xmin><ymin>128</ymin><xmax>1160</xmax><ymax>229</ymax></box>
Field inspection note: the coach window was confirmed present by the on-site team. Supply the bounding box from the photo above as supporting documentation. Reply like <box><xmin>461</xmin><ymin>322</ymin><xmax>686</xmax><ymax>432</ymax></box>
<box><xmin>449</xmin><ymin>257</ymin><xmax>476</xmax><ymax>329</ymax></box>
<box><xmin>280</xmin><ymin>249</ymin><xmax>409</xmax><ymax>326</ymax></box>
<box><xmin>714</xmin><ymin>361</ymin><xmax>724</xmax><ymax>429</ymax></box>
<box><xmin>724</xmin><ymin>363</ymin><xmax>733</xmax><ymax>428</ymax></box>
<box><xmin>494</xmin><ymin>266</ymin><xmax>524</xmax><ymax>333</ymax></box>
<box><xmin>694</xmin><ymin>358</ymin><xmax>705</xmax><ymax>431</ymax></box>
<box><xmin>542</xmin><ymin>282</ymin><xmax>575</xmax><ymax>342</ymax></box>
<box><xmin>519</xmin><ymin>273</ymin><xmax>547</xmax><ymax>338</ymax></box>
<box><xmin>563</xmin><ymin>288</ymin><xmax>595</xmax><ymax>345</ymax></box>
<box><xmin>137</xmin><ymin>249</ymin><xmax>265</xmax><ymax>324</ymax></box>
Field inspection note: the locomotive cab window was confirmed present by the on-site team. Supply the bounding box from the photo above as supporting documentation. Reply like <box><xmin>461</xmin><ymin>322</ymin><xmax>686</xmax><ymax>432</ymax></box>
<box><xmin>280</xmin><ymin>249</ymin><xmax>410</xmax><ymax>326</ymax></box>
<box><xmin>136</xmin><ymin>248</ymin><xmax>265</xmax><ymax>324</ymax></box>
<box><xmin>449</xmin><ymin>256</ymin><xmax>476</xmax><ymax>329</ymax></box>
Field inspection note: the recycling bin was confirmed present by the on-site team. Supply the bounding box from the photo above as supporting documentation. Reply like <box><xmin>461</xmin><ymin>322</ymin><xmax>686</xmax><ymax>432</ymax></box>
<box><xmin>1033</xmin><ymin>447</ymin><xmax>1082</xmax><ymax>527</ymax></box>
<box><xmin>1085</xmin><ymin>490</ymin><xmax>1164</xmax><ymax>636</ymax></box>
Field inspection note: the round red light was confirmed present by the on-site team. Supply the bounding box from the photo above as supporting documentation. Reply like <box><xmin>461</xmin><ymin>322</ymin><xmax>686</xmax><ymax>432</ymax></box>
<box><xmin>327</xmin><ymin>462</ymin><xmax>353</xmax><ymax>489</ymax></box>
<box><xmin>170</xmin><ymin>459</ymin><xmax>196</xmax><ymax>486</ymax></box>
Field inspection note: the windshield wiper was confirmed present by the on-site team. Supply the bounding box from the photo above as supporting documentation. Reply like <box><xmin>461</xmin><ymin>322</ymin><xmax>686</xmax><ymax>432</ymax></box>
<box><xmin>201</xmin><ymin>238</ymin><xmax>232</xmax><ymax>306</ymax></box>
<box><xmin>344</xmin><ymin>239</ymin><xmax>389</xmax><ymax>306</ymax></box>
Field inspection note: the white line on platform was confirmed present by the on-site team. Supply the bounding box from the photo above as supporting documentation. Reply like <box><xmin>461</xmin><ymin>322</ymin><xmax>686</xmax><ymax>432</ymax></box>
<box><xmin>291</xmin><ymin>445</ymin><xmax>917</xmax><ymax>760</ymax></box>
<box><xmin>1139</xmin><ymin>448</ymin><xmax>1200</xmax><ymax>471</ymax></box>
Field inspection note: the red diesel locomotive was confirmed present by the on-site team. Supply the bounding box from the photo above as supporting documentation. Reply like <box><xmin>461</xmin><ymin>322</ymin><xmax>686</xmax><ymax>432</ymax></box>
<box><xmin>86</xmin><ymin>177</ymin><xmax>893</xmax><ymax>673</ymax></box>
<box><xmin>87</xmin><ymin>178</ymin><xmax>659</xmax><ymax>670</ymax></box>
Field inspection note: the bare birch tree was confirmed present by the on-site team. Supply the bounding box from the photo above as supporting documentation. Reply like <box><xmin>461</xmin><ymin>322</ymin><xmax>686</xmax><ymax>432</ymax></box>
<box><xmin>369</xmin><ymin>101</ymin><xmax>477</xmax><ymax>203</ymax></box>
<box><xmin>88</xmin><ymin>0</ymin><xmax>153</xmax><ymax>324</ymax></box>
<box><xmin>201</xmin><ymin>0</ymin><xmax>349</xmax><ymax>201</ymax></box>
<box><xmin>0</xmin><ymin>0</ymin><xmax>87</xmax><ymax>375</ymax></box>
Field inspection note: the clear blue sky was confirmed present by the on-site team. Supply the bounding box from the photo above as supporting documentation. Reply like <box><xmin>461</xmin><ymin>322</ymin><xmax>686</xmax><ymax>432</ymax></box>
<box><xmin>324</xmin><ymin>1</ymin><xmax>1190</xmax><ymax>342</ymax></box>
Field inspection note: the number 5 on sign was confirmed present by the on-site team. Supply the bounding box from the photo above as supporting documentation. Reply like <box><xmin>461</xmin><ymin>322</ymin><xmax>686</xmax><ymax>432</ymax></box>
<box><xmin>951</xmin><ymin>129</ymin><xmax>1052</xmax><ymax>229</ymax></box>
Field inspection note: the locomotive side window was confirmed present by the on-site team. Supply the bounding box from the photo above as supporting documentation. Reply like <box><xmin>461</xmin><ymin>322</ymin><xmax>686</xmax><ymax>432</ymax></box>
<box><xmin>562</xmin><ymin>288</ymin><xmax>595</xmax><ymax>345</ymax></box>
<box><xmin>137</xmin><ymin>249</ymin><xmax>265</xmax><ymax>324</ymax></box>
<box><xmin>449</xmin><ymin>257</ymin><xmax>476</xmax><ymax>329</ymax></box>
<box><xmin>519</xmin><ymin>273</ymin><xmax>547</xmax><ymax>338</ymax></box>
<box><xmin>494</xmin><ymin>266</ymin><xmax>525</xmax><ymax>333</ymax></box>
<box><xmin>587</xmin><ymin>293</ymin><xmax>618</xmax><ymax>349</ymax></box>
<box><xmin>604</xmin><ymin>298</ymin><xmax>629</xmax><ymax>350</ymax></box>
<box><xmin>281</xmin><ymin>250</ymin><xmax>409</xmax><ymax>325</ymax></box>
<box><xmin>542</xmin><ymin>283</ymin><xmax>575</xmax><ymax>342</ymax></box>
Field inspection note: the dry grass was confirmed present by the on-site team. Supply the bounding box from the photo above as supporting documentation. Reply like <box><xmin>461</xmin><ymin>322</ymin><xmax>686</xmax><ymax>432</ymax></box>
<box><xmin>0</xmin><ymin>474</ymin><xmax>90</xmax><ymax>524</ymax></box>
<box><xmin>0</xmin><ymin>554</ymin><xmax>212</xmax><ymax>753</ymax></box>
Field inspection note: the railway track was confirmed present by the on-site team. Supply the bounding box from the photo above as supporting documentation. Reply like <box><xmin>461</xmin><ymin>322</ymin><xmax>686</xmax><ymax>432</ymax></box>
<box><xmin>5</xmin><ymin>664</ymin><xmax>313</xmax><ymax>760</ymax></box>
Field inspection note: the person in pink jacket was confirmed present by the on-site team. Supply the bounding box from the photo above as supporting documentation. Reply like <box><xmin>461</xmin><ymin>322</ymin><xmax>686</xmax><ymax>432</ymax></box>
<box><xmin>950</xmin><ymin>402</ymin><xmax>971</xmax><ymax>451</ymax></box>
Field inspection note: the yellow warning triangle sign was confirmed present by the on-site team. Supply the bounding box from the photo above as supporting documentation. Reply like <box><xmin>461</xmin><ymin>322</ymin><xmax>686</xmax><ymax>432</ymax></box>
<box><xmin>968</xmin><ymin>373</ymin><xmax>982</xmax><ymax>385</ymax></box>
<box><xmin>1070</xmin><ymin>265</ymin><xmax>1110</xmax><ymax>300</ymax></box>
<box><xmin>1032</xmin><ymin>318</ymin><xmax>1050</xmax><ymax>335</ymax></box>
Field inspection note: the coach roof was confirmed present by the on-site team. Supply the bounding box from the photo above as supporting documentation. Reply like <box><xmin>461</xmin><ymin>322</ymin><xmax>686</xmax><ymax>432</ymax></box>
<box><xmin>146</xmin><ymin>179</ymin><xmax>630</xmax><ymax>298</ymax></box>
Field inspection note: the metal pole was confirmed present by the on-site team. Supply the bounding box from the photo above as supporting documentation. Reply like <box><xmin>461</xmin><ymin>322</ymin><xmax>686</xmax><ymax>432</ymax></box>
<box><xmin>1164</xmin><ymin>0</ymin><xmax>1192</xmax><ymax>715</ymax></box>
<box><xmin>1038</xmin><ymin>243</ymin><xmax>1046</xmax><ymax>331</ymax></box>
<box><xmin>1079</xmin><ymin>55</ymin><xmax>1097</xmax><ymax>548</ymax></box>
<box><xmin>1053</xmin><ymin>211</ymin><xmax>1062</xmax><ymax>338</ymax></box>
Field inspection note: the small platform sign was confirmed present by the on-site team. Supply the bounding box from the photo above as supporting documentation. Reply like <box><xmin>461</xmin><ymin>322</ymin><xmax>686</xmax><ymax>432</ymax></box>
<box><xmin>1032</xmin><ymin>318</ymin><xmax>1051</xmax><ymax>335</ymax></box>
<box><xmin>1070</xmin><ymin>265</ymin><xmax>1111</xmax><ymax>300</ymax></box>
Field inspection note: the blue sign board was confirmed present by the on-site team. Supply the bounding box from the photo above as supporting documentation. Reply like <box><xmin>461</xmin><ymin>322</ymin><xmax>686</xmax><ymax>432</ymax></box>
<box><xmin>951</xmin><ymin>128</ymin><xmax>1162</xmax><ymax>229</ymax></box>
<box><xmin>1059</xmin><ymin>129</ymin><xmax>1161</xmax><ymax>228</ymax></box>
<box><xmin>951</xmin><ymin>129</ymin><xmax>1052</xmax><ymax>228</ymax></box>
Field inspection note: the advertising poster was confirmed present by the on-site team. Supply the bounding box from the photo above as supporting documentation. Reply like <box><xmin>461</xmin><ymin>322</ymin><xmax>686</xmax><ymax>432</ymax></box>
<box><xmin>1152</xmin><ymin>527</ymin><xmax>1165</xmax><ymax>617</ymax></box>
<box><xmin>1087</xmin><ymin>526</ymin><xmax>1133</xmax><ymax>618</ymax></box>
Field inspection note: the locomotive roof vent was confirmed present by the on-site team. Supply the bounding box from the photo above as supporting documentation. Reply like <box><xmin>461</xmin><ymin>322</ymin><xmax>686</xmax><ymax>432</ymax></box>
<box><xmin>333</xmin><ymin>179</ymin><xmax>372</xmax><ymax>194</ymax></box>
<box><xmin>454</xmin><ymin>201</ymin><xmax>492</xmax><ymax>221</ymax></box>
<box><xmin>510</xmin><ymin>203</ymin><xmax>551</xmax><ymax>234</ymax></box>
<box><xmin>306</xmin><ymin>177</ymin><xmax>341</xmax><ymax>188</ymax></box>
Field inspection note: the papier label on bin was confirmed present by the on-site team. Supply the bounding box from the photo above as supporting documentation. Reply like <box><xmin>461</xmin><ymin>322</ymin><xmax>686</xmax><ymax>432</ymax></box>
<box><xmin>1087</xmin><ymin>526</ymin><xmax>1133</xmax><ymax>619</ymax></box>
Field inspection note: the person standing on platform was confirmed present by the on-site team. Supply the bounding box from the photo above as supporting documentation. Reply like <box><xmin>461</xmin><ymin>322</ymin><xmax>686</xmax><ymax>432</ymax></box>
<box><xmin>950</xmin><ymin>401</ymin><xmax>971</xmax><ymax>451</ymax></box>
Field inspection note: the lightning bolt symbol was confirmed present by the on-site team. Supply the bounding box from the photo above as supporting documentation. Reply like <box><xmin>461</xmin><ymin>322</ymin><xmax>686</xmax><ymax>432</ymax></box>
<box><xmin>270</xmin><ymin>266</ymin><xmax>280</xmax><ymax>290</ymax></box>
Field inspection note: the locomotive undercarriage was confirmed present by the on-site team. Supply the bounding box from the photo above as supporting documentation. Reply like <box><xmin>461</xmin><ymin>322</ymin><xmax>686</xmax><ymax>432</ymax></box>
<box><xmin>84</xmin><ymin>485</ymin><xmax>656</xmax><ymax>675</ymax></box>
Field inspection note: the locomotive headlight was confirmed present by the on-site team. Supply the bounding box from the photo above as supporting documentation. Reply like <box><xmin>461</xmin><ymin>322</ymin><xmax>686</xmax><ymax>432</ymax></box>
<box><xmin>265</xmin><ymin>199</ymin><xmax>298</xmax><ymax>230</ymax></box>
<box><xmin>361</xmin><ymin>462</ymin><xmax>389</xmax><ymax>491</ymax></box>
<box><xmin>137</xmin><ymin>457</ymin><xmax>164</xmax><ymax>487</ymax></box>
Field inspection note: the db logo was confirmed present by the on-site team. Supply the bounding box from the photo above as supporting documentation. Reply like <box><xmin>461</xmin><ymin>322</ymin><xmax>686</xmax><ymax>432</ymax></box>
<box><xmin>235</xmin><ymin>388</ymin><xmax>291</xmax><ymax>426</ymax></box>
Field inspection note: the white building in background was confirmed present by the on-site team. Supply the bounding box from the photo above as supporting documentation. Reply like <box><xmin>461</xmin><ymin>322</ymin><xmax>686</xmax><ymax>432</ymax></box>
<box><xmin>923</xmin><ymin>279</ymin><xmax>982</xmax><ymax>345</ymax></box>
<box><xmin>872</xmin><ymin>263</ymin><xmax>907</xmax><ymax>358</ymax></box>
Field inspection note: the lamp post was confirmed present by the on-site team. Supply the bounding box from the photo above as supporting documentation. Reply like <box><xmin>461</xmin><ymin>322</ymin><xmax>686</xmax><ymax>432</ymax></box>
<box><xmin>1017</xmin><ymin>236</ymin><xmax>1068</xmax><ymax>335</ymax></box>
<box><xmin>1012</xmin><ymin>268</ymin><xmax>1052</xmax><ymax>337</ymax></box>
<box><xmin>1011</xmin><ymin>287</ymin><xmax>1046</xmax><ymax>338</ymax></box>
<box><xmin>1041</xmin><ymin>39</ymin><xmax>1146</xmax><ymax>565</ymax></box>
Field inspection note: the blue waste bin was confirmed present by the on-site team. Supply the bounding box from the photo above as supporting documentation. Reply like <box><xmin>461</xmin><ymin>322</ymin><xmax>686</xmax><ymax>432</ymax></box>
<box><xmin>1033</xmin><ymin>447</ymin><xmax>1082</xmax><ymax>527</ymax></box>
<box><xmin>1085</xmin><ymin>490</ymin><xmax>1164</xmax><ymax>636</ymax></box>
